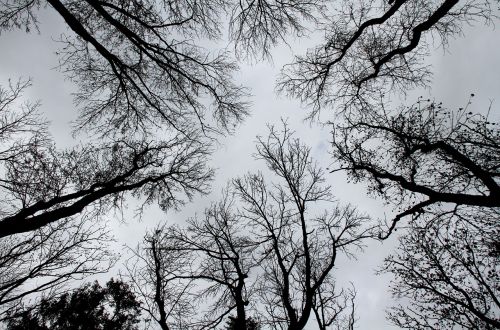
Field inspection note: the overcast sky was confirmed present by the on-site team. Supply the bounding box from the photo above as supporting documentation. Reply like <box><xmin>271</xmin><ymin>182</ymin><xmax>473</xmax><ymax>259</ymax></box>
<box><xmin>0</xmin><ymin>4</ymin><xmax>499</xmax><ymax>329</ymax></box>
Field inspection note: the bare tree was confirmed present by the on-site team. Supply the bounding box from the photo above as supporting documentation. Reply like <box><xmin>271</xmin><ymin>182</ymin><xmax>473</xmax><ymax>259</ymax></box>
<box><xmin>162</xmin><ymin>191</ymin><xmax>258</xmax><ymax>330</ymax></box>
<box><xmin>0</xmin><ymin>79</ymin><xmax>179</xmax><ymax>324</ymax></box>
<box><xmin>312</xmin><ymin>283</ymin><xmax>356</xmax><ymax>330</ymax></box>
<box><xmin>228</xmin><ymin>0</ymin><xmax>325</xmax><ymax>60</ymax></box>
<box><xmin>126</xmin><ymin>123</ymin><xmax>371</xmax><ymax>330</ymax></box>
<box><xmin>0</xmin><ymin>2</ymin><xmax>247</xmax><ymax>323</ymax></box>
<box><xmin>380</xmin><ymin>207</ymin><xmax>500</xmax><ymax>329</ymax></box>
<box><xmin>330</xmin><ymin>97</ymin><xmax>500</xmax><ymax>238</ymax></box>
<box><xmin>0</xmin><ymin>136</ymin><xmax>214</xmax><ymax>237</ymax></box>
<box><xmin>124</xmin><ymin>226</ymin><xmax>197</xmax><ymax>330</ymax></box>
<box><xmin>278</xmin><ymin>0</ymin><xmax>495</xmax><ymax>113</ymax></box>
<box><xmin>1</xmin><ymin>0</ymin><xmax>249</xmax><ymax>137</ymax></box>
<box><xmin>234</xmin><ymin>122</ymin><xmax>372</xmax><ymax>330</ymax></box>
<box><xmin>0</xmin><ymin>214</ymin><xmax>115</xmax><ymax>321</ymax></box>
<box><xmin>0</xmin><ymin>79</ymin><xmax>214</xmax><ymax>237</ymax></box>
<box><xmin>126</xmin><ymin>191</ymin><xmax>258</xmax><ymax>330</ymax></box>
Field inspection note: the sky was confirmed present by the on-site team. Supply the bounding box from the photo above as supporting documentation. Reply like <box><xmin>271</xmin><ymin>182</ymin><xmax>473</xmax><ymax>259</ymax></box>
<box><xmin>0</xmin><ymin>3</ymin><xmax>499</xmax><ymax>329</ymax></box>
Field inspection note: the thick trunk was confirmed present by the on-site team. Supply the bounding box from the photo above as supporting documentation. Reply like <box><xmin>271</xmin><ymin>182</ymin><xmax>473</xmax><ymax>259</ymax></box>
<box><xmin>233</xmin><ymin>279</ymin><xmax>247</xmax><ymax>330</ymax></box>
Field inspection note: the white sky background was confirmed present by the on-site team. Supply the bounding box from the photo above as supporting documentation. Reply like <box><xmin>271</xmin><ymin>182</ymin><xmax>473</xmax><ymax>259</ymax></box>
<box><xmin>0</xmin><ymin>4</ymin><xmax>499</xmax><ymax>329</ymax></box>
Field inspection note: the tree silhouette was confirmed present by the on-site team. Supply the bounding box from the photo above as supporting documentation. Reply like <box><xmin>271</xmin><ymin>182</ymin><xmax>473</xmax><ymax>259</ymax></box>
<box><xmin>0</xmin><ymin>214</ymin><xmax>114</xmax><ymax>320</ymax></box>
<box><xmin>270</xmin><ymin>2</ymin><xmax>500</xmax><ymax>327</ymax></box>
<box><xmin>5</xmin><ymin>278</ymin><xmax>142</xmax><ymax>330</ymax></box>
<box><xmin>228</xmin><ymin>0</ymin><xmax>325</xmax><ymax>60</ymax></box>
<box><xmin>1</xmin><ymin>0</ymin><xmax>249</xmax><ymax>137</ymax></box>
<box><xmin>126</xmin><ymin>192</ymin><xmax>258</xmax><ymax>330</ymax></box>
<box><xmin>126</xmin><ymin>122</ymin><xmax>371</xmax><ymax>330</ymax></box>
<box><xmin>233</xmin><ymin>122</ymin><xmax>371</xmax><ymax>329</ymax></box>
<box><xmin>278</xmin><ymin>0</ymin><xmax>494</xmax><ymax>113</ymax></box>
<box><xmin>380</xmin><ymin>208</ymin><xmax>500</xmax><ymax>329</ymax></box>
<box><xmin>330</xmin><ymin>98</ymin><xmax>499</xmax><ymax>238</ymax></box>
<box><xmin>125</xmin><ymin>226</ymin><xmax>197</xmax><ymax>330</ymax></box>
<box><xmin>0</xmin><ymin>80</ymin><xmax>214</xmax><ymax>237</ymax></box>
<box><xmin>1</xmin><ymin>2</ymin><xmax>497</xmax><ymax>329</ymax></box>
<box><xmin>161</xmin><ymin>192</ymin><xmax>258</xmax><ymax>330</ymax></box>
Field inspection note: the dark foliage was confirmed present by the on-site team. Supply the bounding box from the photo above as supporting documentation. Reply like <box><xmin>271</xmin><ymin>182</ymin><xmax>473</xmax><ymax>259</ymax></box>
<box><xmin>0</xmin><ymin>215</ymin><xmax>114</xmax><ymax>320</ymax></box>
<box><xmin>6</xmin><ymin>278</ymin><xmax>141</xmax><ymax>330</ymax></box>
<box><xmin>225</xmin><ymin>315</ymin><xmax>261</xmax><ymax>330</ymax></box>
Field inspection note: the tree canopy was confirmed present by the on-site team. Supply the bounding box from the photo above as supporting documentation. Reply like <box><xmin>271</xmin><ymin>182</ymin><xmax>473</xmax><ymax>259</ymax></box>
<box><xmin>125</xmin><ymin>123</ymin><xmax>370</xmax><ymax>330</ymax></box>
<box><xmin>5</xmin><ymin>278</ymin><xmax>141</xmax><ymax>330</ymax></box>
<box><xmin>0</xmin><ymin>0</ymin><xmax>498</xmax><ymax>329</ymax></box>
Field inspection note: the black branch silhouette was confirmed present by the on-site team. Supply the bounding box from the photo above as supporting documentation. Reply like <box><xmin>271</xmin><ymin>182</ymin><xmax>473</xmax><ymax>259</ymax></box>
<box><xmin>330</xmin><ymin>98</ymin><xmax>500</xmax><ymax>238</ymax></box>
<box><xmin>1</xmin><ymin>0</ymin><xmax>250</xmax><ymax>137</ymax></box>
<box><xmin>0</xmin><ymin>80</ymin><xmax>213</xmax><ymax>237</ymax></box>
<box><xmin>380</xmin><ymin>208</ymin><xmax>500</xmax><ymax>329</ymax></box>
<box><xmin>278</xmin><ymin>0</ymin><xmax>494</xmax><ymax>114</ymax></box>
